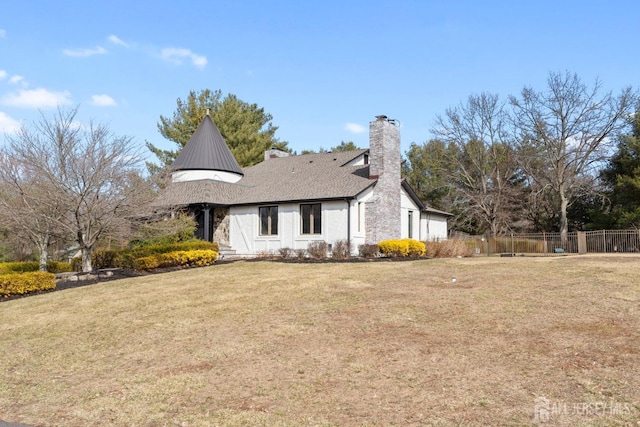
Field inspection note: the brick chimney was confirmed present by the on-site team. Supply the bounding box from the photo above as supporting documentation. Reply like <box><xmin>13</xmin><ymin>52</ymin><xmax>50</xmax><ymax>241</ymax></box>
<box><xmin>366</xmin><ymin>115</ymin><xmax>401</xmax><ymax>243</ymax></box>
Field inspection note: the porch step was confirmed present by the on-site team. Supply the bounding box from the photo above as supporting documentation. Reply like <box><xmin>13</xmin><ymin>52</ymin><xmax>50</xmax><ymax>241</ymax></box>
<box><xmin>217</xmin><ymin>245</ymin><xmax>238</xmax><ymax>259</ymax></box>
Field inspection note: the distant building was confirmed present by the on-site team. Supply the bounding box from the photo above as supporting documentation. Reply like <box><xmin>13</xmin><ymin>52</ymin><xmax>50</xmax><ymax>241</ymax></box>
<box><xmin>154</xmin><ymin>114</ymin><xmax>451</xmax><ymax>256</ymax></box>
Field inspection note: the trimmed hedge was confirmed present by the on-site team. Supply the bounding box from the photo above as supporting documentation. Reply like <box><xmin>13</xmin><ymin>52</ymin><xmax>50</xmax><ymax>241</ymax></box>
<box><xmin>0</xmin><ymin>271</ymin><xmax>56</xmax><ymax>297</ymax></box>
<box><xmin>378</xmin><ymin>239</ymin><xmax>426</xmax><ymax>258</ymax></box>
<box><xmin>0</xmin><ymin>261</ymin><xmax>73</xmax><ymax>274</ymax></box>
<box><xmin>133</xmin><ymin>249</ymin><xmax>218</xmax><ymax>271</ymax></box>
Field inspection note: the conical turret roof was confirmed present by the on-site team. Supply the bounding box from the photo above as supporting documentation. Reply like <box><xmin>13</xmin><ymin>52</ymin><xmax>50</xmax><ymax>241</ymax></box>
<box><xmin>171</xmin><ymin>114</ymin><xmax>243</xmax><ymax>176</ymax></box>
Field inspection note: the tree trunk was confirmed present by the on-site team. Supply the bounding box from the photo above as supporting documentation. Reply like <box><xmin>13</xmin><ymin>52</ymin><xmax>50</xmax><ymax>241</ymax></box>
<box><xmin>38</xmin><ymin>245</ymin><xmax>48</xmax><ymax>272</ymax></box>
<box><xmin>559</xmin><ymin>186</ymin><xmax>569</xmax><ymax>243</ymax></box>
<box><xmin>81</xmin><ymin>247</ymin><xmax>93</xmax><ymax>272</ymax></box>
<box><xmin>35</xmin><ymin>236</ymin><xmax>50</xmax><ymax>272</ymax></box>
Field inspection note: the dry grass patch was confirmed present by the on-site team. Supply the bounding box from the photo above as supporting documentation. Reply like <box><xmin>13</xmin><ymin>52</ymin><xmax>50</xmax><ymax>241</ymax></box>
<box><xmin>1</xmin><ymin>256</ymin><xmax>639</xmax><ymax>426</ymax></box>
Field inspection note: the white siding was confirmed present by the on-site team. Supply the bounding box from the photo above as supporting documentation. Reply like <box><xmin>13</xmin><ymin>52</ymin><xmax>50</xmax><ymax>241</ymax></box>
<box><xmin>227</xmin><ymin>185</ymin><xmax>449</xmax><ymax>255</ymax></box>
<box><xmin>172</xmin><ymin>169</ymin><xmax>242</xmax><ymax>183</ymax></box>
<box><xmin>342</xmin><ymin>152</ymin><xmax>369</xmax><ymax>166</ymax></box>
<box><xmin>229</xmin><ymin>200</ymin><xmax>356</xmax><ymax>256</ymax></box>
<box><xmin>401</xmin><ymin>188</ymin><xmax>421</xmax><ymax>239</ymax></box>
<box><xmin>350</xmin><ymin>186</ymin><xmax>374</xmax><ymax>252</ymax></box>
<box><xmin>420</xmin><ymin>212</ymin><xmax>448</xmax><ymax>241</ymax></box>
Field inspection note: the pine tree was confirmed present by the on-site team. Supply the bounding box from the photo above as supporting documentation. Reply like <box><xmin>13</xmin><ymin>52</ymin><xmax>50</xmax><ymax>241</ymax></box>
<box><xmin>146</xmin><ymin>89</ymin><xmax>288</xmax><ymax>175</ymax></box>
<box><xmin>599</xmin><ymin>111</ymin><xmax>640</xmax><ymax>228</ymax></box>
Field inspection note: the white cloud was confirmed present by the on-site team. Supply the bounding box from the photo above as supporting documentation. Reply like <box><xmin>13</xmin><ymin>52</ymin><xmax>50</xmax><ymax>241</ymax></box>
<box><xmin>345</xmin><ymin>122</ymin><xmax>366</xmax><ymax>134</ymax></box>
<box><xmin>1</xmin><ymin>88</ymin><xmax>72</xmax><ymax>108</ymax></box>
<box><xmin>0</xmin><ymin>71</ymin><xmax>28</xmax><ymax>87</ymax></box>
<box><xmin>0</xmin><ymin>29</ymin><xmax>5</xmax><ymax>38</ymax></box>
<box><xmin>91</xmin><ymin>94</ymin><xmax>117</xmax><ymax>107</ymax></box>
<box><xmin>63</xmin><ymin>46</ymin><xmax>107</xmax><ymax>57</ymax></box>
<box><xmin>108</xmin><ymin>34</ymin><xmax>128</xmax><ymax>47</ymax></box>
<box><xmin>0</xmin><ymin>112</ymin><xmax>21</xmax><ymax>134</ymax></box>
<box><xmin>8</xmin><ymin>75</ymin><xmax>25</xmax><ymax>85</ymax></box>
<box><xmin>161</xmin><ymin>47</ymin><xmax>207</xmax><ymax>68</ymax></box>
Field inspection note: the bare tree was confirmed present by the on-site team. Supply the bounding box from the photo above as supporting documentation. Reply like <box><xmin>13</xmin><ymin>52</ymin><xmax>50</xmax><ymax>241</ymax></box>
<box><xmin>432</xmin><ymin>93</ymin><xmax>522</xmax><ymax>235</ymax></box>
<box><xmin>4</xmin><ymin>107</ymin><xmax>153</xmax><ymax>272</ymax></box>
<box><xmin>0</xmin><ymin>153</ymin><xmax>67</xmax><ymax>270</ymax></box>
<box><xmin>510</xmin><ymin>71</ymin><xmax>637</xmax><ymax>240</ymax></box>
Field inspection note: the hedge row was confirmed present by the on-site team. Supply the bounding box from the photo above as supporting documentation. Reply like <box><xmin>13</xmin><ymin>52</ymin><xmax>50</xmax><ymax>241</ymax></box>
<box><xmin>378</xmin><ymin>239</ymin><xmax>426</xmax><ymax>257</ymax></box>
<box><xmin>0</xmin><ymin>271</ymin><xmax>56</xmax><ymax>298</ymax></box>
<box><xmin>74</xmin><ymin>240</ymin><xmax>220</xmax><ymax>270</ymax></box>
<box><xmin>133</xmin><ymin>249</ymin><xmax>219</xmax><ymax>271</ymax></box>
<box><xmin>0</xmin><ymin>261</ymin><xmax>73</xmax><ymax>274</ymax></box>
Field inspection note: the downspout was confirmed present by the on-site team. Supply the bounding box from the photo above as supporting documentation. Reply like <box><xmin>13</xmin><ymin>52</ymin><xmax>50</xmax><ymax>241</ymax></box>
<box><xmin>347</xmin><ymin>199</ymin><xmax>351</xmax><ymax>242</ymax></box>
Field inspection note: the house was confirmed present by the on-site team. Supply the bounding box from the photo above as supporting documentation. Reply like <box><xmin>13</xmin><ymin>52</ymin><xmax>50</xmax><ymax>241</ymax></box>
<box><xmin>154</xmin><ymin>114</ymin><xmax>451</xmax><ymax>256</ymax></box>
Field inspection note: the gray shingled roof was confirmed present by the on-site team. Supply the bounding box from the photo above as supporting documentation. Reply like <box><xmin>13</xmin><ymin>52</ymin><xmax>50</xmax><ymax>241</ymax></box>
<box><xmin>152</xmin><ymin>179</ymin><xmax>247</xmax><ymax>207</ymax></box>
<box><xmin>171</xmin><ymin>115</ymin><xmax>244</xmax><ymax>176</ymax></box>
<box><xmin>235</xmin><ymin>149</ymin><xmax>373</xmax><ymax>204</ymax></box>
<box><xmin>155</xmin><ymin>148</ymin><xmax>453</xmax><ymax>216</ymax></box>
<box><xmin>154</xmin><ymin>149</ymin><xmax>374</xmax><ymax>206</ymax></box>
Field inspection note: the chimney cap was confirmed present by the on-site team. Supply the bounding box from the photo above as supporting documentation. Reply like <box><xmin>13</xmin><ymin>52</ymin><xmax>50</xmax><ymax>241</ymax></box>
<box><xmin>375</xmin><ymin>115</ymin><xmax>388</xmax><ymax>121</ymax></box>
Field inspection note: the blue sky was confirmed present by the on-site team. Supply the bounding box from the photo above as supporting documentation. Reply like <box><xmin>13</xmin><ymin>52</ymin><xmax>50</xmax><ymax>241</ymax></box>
<box><xmin>1</xmin><ymin>0</ymin><xmax>639</xmax><ymax>162</ymax></box>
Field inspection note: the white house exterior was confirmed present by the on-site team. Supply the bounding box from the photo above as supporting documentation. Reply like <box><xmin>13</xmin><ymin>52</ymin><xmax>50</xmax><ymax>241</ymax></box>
<box><xmin>154</xmin><ymin>114</ymin><xmax>451</xmax><ymax>256</ymax></box>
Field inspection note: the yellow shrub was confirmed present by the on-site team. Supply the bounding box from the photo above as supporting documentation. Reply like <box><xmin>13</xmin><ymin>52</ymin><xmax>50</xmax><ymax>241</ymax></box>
<box><xmin>378</xmin><ymin>240</ymin><xmax>409</xmax><ymax>257</ymax></box>
<box><xmin>133</xmin><ymin>256</ymin><xmax>160</xmax><ymax>271</ymax></box>
<box><xmin>405</xmin><ymin>239</ymin><xmax>426</xmax><ymax>257</ymax></box>
<box><xmin>187</xmin><ymin>250</ymin><xmax>218</xmax><ymax>266</ymax></box>
<box><xmin>133</xmin><ymin>250</ymin><xmax>218</xmax><ymax>270</ymax></box>
<box><xmin>0</xmin><ymin>272</ymin><xmax>56</xmax><ymax>297</ymax></box>
<box><xmin>378</xmin><ymin>239</ymin><xmax>426</xmax><ymax>258</ymax></box>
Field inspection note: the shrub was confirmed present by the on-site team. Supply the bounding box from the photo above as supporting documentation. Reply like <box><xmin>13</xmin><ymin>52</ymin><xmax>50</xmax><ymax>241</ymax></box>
<box><xmin>158</xmin><ymin>250</ymin><xmax>218</xmax><ymax>268</ymax></box>
<box><xmin>129</xmin><ymin>214</ymin><xmax>197</xmax><ymax>248</ymax></box>
<box><xmin>91</xmin><ymin>250</ymin><xmax>122</xmax><ymax>270</ymax></box>
<box><xmin>92</xmin><ymin>240</ymin><xmax>220</xmax><ymax>269</ymax></box>
<box><xmin>0</xmin><ymin>271</ymin><xmax>56</xmax><ymax>297</ymax></box>
<box><xmin>133</xmin><ymin>256</ymin><xmax>160</xmax><ymax>271</ymax></box>
<box><xmin>378</xmin><ymin>240</ymin><xmax>408</xmax><ymax>257</ymax></box>
<box><xmin>331</xmin><ymin>240</ymin><xmax>351</xmax><ymax>260</ymax></box>
<box><xmin>255</xmin><ymin>250</ymin><xmax>276</xmax><ymax>259</ymax></box>
<box><xmin>0</xmin><ymin>262</ymin><xmax>37</xmax><ymax>274</ymax></box>
<box><xmin>406</xmin><ymin>239</ymin><xmax>426</xmax><ymax>257</ymax></box>
<box><xmin>358</xmin><ymin>244</ymin><xmax>379</xmax><ymax>258</ymax></box>
<box><xmin>133</xmin><ymin>249</ymin><xmax>218</xmax><ymax>271</ymax></box>
<box><xmin>295</xmin><ymin>248</ymin><xmax>307</xmax><ymax>260</ymax></box>
<box><xmin>378</xmin><ymin>239</ymin><xmax>426</xmax><ymax>258</ymax></box>
<box><xmin>279</xmin><ymin>247</ymin><xmax>293</xmax><ymax>259</ymax></box>
<box><xmin>0</xmin><ymin>261</ymin><xmax>73</xmax><ymax>274</ymax></box>
<box><xmin>424</xmin><ymin>240</ymin><xmax>473</xmax><ymax>258</ymax></box>
<box><xmin>71</xmin><ymin>257</ymin><xmax>82</xmax><ymax>272</ymax></box>
<box><xmin>307</xmin><ymin>241</ymin><xmax>328</xmax><ymax>259</ymax></box>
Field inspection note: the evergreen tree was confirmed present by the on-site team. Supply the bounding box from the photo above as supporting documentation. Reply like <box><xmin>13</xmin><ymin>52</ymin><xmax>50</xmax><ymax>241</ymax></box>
<box><xmin>403</xmin><ymin>139</ymin><xmax>454</xmax><ymax>212</ymax></box>
<box><xmin>331</xmin><ymin>141</ymin><xmax>359</xmax><ymax>152</ymax></box>
<box><xmin>599</xmin><ymin>111</ymin><xmax>640</xmax><ymax>228</ymax></box>
<box><xmin>146</xmin><ymin>89</ymin><xmax>288</xmax><ymax>174</ymax></box>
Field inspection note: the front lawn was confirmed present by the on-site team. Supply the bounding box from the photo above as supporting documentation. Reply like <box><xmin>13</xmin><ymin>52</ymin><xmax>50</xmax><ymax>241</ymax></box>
<box><xmin>1</xmin><ymin>255</ymin><xmax>638</xmax><ymax>426</ymax></box>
